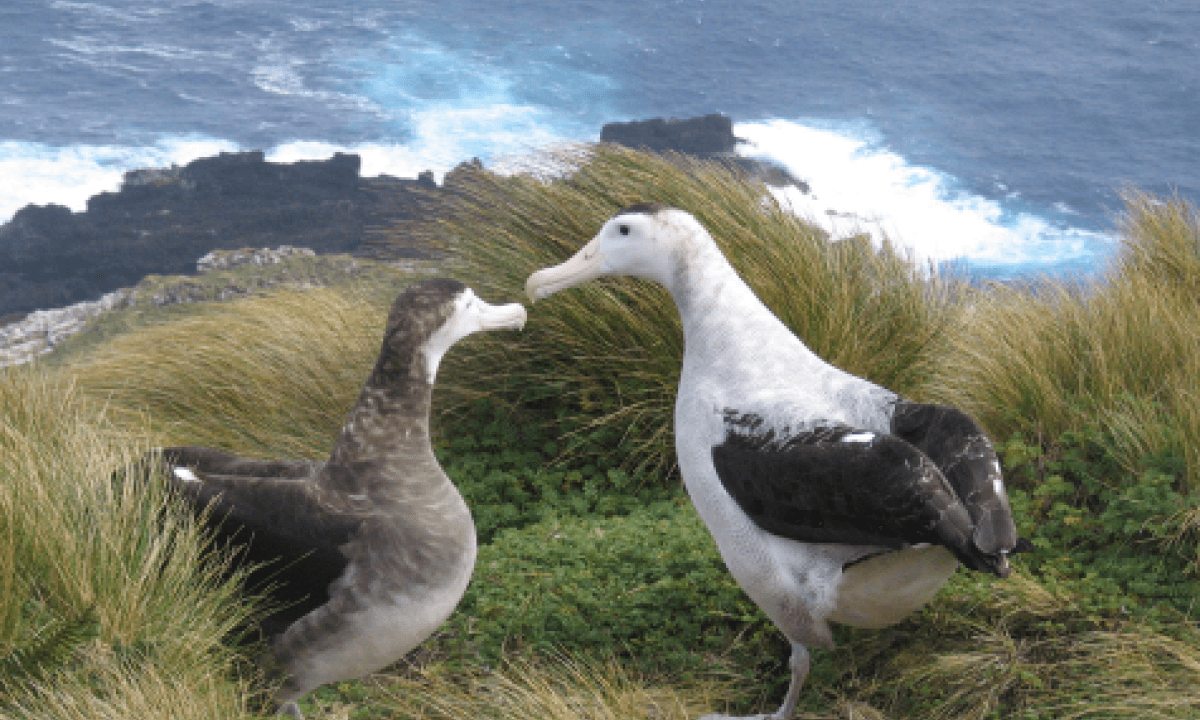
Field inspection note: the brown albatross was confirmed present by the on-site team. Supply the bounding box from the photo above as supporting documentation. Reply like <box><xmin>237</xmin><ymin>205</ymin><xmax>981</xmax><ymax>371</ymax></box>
<box><xmin>154</xmin><ymin>278</ymin><xmax>526</xmax><ymax>716</ymax></box>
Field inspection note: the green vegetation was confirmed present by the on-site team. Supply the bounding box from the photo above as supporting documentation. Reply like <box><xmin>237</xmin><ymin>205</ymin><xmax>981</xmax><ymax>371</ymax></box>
<box><xmin>45</xmin><ymin>250</ymin><xmax>415</xmax><ymax>369</ymax></box>
<box><xmin>2</xmin><ymin>146</ymin><xmax>1199</xmax><ymax>718</ymax></box>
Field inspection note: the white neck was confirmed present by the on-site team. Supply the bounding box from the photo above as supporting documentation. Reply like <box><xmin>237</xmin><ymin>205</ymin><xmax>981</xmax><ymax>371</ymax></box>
<box><xmin>654</xmin><ymin>225</ymin><xmax>821</xmax><ymax>370</ymax></box>
<box><xmin>653</xmin><ymin>220</ymin><xmax>897</xmax><ymax>435</ymax></box>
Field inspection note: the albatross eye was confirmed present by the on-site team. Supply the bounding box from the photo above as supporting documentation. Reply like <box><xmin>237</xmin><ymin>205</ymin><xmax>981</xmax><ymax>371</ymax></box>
<box><xmin>619</xmin><ymin>224</ymin><xmax>630</xmax><ymax>235</ymax></box>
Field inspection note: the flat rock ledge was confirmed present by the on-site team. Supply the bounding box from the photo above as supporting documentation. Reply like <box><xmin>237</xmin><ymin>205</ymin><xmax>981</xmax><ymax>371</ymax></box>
<box><xmin>197</xmin><ymin>245</ymin><xmax>316</xmax><ymax>273</ymax></box>
<box><xmin>0</xmin><ymin>289</ymin><xmax>137</xmax><ymax>368</ymax></box>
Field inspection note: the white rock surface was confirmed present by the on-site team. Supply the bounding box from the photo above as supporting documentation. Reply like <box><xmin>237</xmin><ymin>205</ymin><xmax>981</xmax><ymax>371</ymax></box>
<box><xmin>0</xmin><ymin>289</ymin><xmax>136</xmax><ymax>368</ymax></box>
<box><xmin>197</xmin><ymin>245</ymin><xmax>315</xmax><ymax>273</ymax></box>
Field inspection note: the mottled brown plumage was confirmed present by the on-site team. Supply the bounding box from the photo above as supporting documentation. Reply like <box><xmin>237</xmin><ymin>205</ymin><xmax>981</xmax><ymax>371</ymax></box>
<box><xmin>154</xmin><ymin>278</ymin><xmax>526</xmax><ymax>717</ymax></box>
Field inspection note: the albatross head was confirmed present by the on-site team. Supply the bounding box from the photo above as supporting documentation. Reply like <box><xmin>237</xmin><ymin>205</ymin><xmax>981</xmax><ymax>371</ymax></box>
<box><xmin>525</xmin><ymin>203</ymin><xmax>701</xmax><ymax>302</ymax></box>
<box><xmin>378</xmin><ymin>279</ymin><xmax>527</xmax><ymax>385</ymax></box>
<box><xmin>421</xmin><ymin>284</ymin><xmax>527</xmax><ymax>383</ymax></box>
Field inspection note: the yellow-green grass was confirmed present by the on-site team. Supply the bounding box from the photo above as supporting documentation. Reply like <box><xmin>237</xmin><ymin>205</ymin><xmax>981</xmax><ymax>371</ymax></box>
<box><xmin>43</xmin><ymin>252</ymin><xmax>412</xmax><ymax>373</ymax></box>
<box><xmin>311</xmin><ymin>652</ymin><xmax>728</xmax><ymax>720</ymax></box>
<box><xmin>0</xmin><ymin>366</ymin><xmax>259</xmax><ymax>717</ymax></box>
<box><xmin>828</xmin><ymin>569</ymin><xmax>1200</xmax><ymax>720</ymax></box>
<box><xmin>62</xmin><ymin>287</ymin><xmax>390</xmax><ymax>460</ymax></box>
<box><xmin>408</xmin><ymin>145</ymin><xmax>959</xmax><ymax>476</ymax></box>
<box><xmin>930</xmin><ymin>188</ymin><xmax>1200</xmax><ymax>493</ymax></box>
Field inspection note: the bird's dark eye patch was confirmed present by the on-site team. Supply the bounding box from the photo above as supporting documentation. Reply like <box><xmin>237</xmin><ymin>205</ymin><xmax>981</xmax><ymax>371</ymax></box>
<box><xmin>619</xmin><ymin>224</ymin><xmax>630</xmax><ymax>235</ymax></box>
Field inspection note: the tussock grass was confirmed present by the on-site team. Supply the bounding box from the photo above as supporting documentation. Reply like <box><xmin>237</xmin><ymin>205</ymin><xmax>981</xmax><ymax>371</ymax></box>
<box><xmin>893</xmin><ymin>624</ymin><xmax>1200</xmax><ymax>720</ymax></box>
<box><xmin>1</xmin><ymin>651</ymin><xmax>253</xmax><ymax>720</ymax></box>
<box><xmin>409</xmin><ymin>145</ymin><xmax>957</xmax><ymax>475</ymax></box>
<box><xmin>889</xmin><ymin>585</ymin><xmax>1200</xmax><ymax>720</ymax></box>
<box><xmin>808</xmin><ymin>571</ymin><xmax>1200</xmax><ymax>720</ymax></box>
<box><xmin>1112</xmin><ymin>188</ymin><xmax>1200</xmax><ymax>295</ymax></box>
<box><xmin>43</xmin><ymin>251</ymin><xmax>410</xmax><ymax>367</ymax></box>
<box><xmin>0</xmin><ymin>366</ymin><xmax>257</xmax><ymax>717</ymax></box>
<box><xmin>63</xmin><ymin>288</ymin><xmax>388</xmax><ymax>460</ymax></box>
<box><xmin>931</xmin><ymin>190</ymin><xmax>1200</xmax><ymax>492</ymax></box>
<box><xmin>930</xmin><ymin>276</ymin><xmax>1200</xmax><ymax>483</ymax></box>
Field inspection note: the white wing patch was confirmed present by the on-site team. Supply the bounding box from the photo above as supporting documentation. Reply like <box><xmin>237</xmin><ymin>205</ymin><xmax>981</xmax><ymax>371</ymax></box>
<box><xmin>841</xmin><ymin>431</ymin><xmax>875</xmax><ymax>444</ymax></box>
<box><xmin>172</xmin><ymin>466</ymin><xmax>200</xmax><ymax>484</ymax></box>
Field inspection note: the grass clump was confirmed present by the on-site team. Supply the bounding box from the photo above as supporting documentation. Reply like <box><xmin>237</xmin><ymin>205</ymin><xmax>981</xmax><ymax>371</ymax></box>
<box><xmin>357</xmin><ymin>652</ymin><xmax>725</xmax><ymax>720</ymax></box>
<box><xmin>931</xmin><ymin>188</ymin><xmax>1200</xmax><ymax>494</ymax></box>
<box><xmin>0</xmin><ymin>366</ymin><xmax>258</xmax><ymax>717</ymax></box>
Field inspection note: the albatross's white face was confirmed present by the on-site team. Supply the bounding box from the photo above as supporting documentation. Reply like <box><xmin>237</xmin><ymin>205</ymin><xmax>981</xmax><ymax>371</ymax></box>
<box><xmin>422</xmin><ymin>289</ymin><xmax>527</xmax><ymax>382</ymax></box>
<box><xmin>525</xmin><ymin>209</ymin><xmax>681</xmax><ymax>302</ymax></box>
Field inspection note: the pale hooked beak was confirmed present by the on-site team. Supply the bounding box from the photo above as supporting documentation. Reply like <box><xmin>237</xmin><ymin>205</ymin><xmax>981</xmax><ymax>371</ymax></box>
<box><xmin>476</xmin><ymin>300</ymin><xmax>528</xmax><ymax>331</ymax></box>
<box><xmin>525</xmin><ymin>236</ymin><xmax>607</xmax><ymax>303</ymax></box>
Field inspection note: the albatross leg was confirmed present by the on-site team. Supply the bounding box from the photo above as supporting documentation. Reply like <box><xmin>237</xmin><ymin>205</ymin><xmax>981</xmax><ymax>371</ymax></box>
<box><xmin>698</xmin><ymin>642</ymin><xmax>811</xmax><ymax>720</ymax></box>
<box><xmin>771</xmin><ymin>643</ymin><xmax>810</xmax><ymax>720</ymax></box>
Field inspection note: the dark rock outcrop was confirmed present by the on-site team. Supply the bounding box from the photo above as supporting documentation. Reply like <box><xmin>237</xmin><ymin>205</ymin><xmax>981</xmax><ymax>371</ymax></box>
<box><xmin>600</xmin><ymin>114</ymin><xmax>809</xmax><ymax>191</ymax></box>
<box><xmin>601</xmin><ymin>114</ymin><xmax>740</xmax><ymax>157</ymax></box>
<box><xmin>0</xmin><ymin>152</ymin><xmax>434</xmax><ymax>318</ymax></box>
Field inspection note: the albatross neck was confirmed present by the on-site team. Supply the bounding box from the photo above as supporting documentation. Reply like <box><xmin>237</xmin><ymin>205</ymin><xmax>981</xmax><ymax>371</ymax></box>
<box><xmin>319</xmin><ymin>353</ymin><xmax>439</xmax><ymax>497</ymax></box>
<box><xmin>659</xmin><ymin>230</ymin><xmax>819</xmax><ymax>367</ymax></box>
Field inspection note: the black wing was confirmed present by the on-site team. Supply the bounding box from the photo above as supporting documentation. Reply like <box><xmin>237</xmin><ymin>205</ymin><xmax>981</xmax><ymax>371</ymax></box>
<box><xmin>889</xmin><ymin>402</ymin><xmax>1019</xmax><ymax>556</ymax></box>
<box><xmin>153</xmin><ymin>447</ymin><xmax>362</xmax><ymax>625</ymax></box>
<box><xmin>711</xmin><ymin>411</ymin><xmax>998</xmax><ymax>573</ymax></box>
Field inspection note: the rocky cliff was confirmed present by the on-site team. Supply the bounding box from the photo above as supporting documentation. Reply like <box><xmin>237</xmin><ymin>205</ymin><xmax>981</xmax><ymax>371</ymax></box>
<box><xmin>0</xmin><ymin>152</ymin><xmax>437</xmax><ymax>319</ymax></box>
<box><xmin>0</xmin><ymin>114</ymin><xmax>803</xmax><ymax>323</ymax></box>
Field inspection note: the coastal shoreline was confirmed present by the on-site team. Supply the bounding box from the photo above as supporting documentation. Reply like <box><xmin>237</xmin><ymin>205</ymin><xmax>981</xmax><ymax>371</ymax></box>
<box><xmin>0</xmin><ymin>114</ymin><xmax>805</xmax><ymax>368</ymax></box>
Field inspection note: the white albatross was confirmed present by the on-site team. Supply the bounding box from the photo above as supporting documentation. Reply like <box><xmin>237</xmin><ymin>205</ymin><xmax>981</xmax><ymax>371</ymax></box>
<box><xmin>525</xmin><ymin>204</ymin><xmax>1029</xmax><ymax>720</ymax></box>
<box><xmin>151</xmin><ymin>278</ymin><xmax>525</xmax><ymax>717</ymax></box>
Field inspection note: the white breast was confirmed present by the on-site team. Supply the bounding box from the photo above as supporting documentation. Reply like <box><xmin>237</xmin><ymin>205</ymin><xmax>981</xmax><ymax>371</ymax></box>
<box><xmin>827</xmin><ymin>545</ymin><xmax>959</xmax><ymax>629</ymax></box>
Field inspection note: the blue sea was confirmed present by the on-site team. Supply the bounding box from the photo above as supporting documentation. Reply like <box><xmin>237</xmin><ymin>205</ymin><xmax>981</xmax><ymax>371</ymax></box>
<box><xmin>2</xmin><ymin>0</ymin><xmax>1197</xmax><ymax>279</ymax></box>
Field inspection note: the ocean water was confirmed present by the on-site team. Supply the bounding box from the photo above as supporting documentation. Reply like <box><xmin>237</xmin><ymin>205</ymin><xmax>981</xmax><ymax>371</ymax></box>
<box><xmin>2</xmin><ymin>0</ymin><xmax>1197</xmax><ymax>278</ymax></box>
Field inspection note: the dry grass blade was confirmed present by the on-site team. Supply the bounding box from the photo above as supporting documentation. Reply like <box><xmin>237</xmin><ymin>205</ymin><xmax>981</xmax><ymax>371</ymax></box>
<box><xmin>1111</xmin><ymin>187</ymin><xmax>1200</xmax><ymax>294</ymax></box>
<box><xmin>367</xmin><ymin>652</ymin><xmax>726</xmax><ymax>720</ymax></box>
<box><xmin>0</xmin><ymin>648</ymin><xmax>255</xmax><ymax>720</ymax></box>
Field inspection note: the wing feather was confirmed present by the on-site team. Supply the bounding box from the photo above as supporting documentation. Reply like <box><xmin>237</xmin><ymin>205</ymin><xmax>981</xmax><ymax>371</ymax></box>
<box><xmin>711</xmin><ymin>411</ymin><xmax>980</xmax><ymax>567</ymax></box>
<box><xmin>889</xmin><ymin>402</ymin><xmax>1019</xmax><ymax>555</ymax></box>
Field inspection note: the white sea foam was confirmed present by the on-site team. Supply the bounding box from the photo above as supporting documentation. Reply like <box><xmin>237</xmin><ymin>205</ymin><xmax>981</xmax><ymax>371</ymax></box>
<box><xmin>0</xmin><ymin>135</ymin><xmax>238</xmax><ymax>223</ymax></box>
<box><xmin>735</xmin><ymin>119</ymin><xmax>1108</xmax><ymax>273</ymax></box>
<box><xmin>271</xmin><ymin>33</ymin><xmax>610</xmax><ymax>181</ymax></box>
